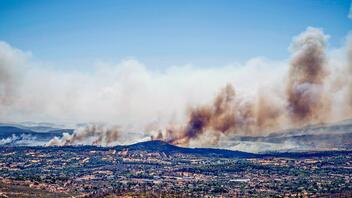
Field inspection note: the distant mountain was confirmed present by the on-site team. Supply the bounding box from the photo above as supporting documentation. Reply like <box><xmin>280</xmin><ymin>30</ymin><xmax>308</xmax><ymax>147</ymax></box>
<box><xmin>126</xmin><ymin>140</ymin><xmax>351</xmax><ymax>158</ymax></box>
<box><xmin>126</xmin><ymin>140</ymin><xmax>258</xmax><ymax>158</ymax></box>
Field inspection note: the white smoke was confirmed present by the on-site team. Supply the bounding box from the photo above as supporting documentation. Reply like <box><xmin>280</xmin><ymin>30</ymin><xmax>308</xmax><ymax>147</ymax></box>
<box><xmin>0</xmin><ymin>44</ymin><xmax>286</xmax><ymax>130</ymax></box>
<box><xmin>0</xmin><ymin>134</ymin><xmax>42</xmax><ymax>146</ymax></box>
<box><xmin>0</xmin><ymin>27</ymin><xmax>351</xmax><ymax>146</ymax></box>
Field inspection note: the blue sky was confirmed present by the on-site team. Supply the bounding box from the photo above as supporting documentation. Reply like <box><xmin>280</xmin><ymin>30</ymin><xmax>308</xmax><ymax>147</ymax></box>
<box><xmin>0</xmin><ymin>0</ymin><xmax>351</xmax><ymax>70</ymax></box>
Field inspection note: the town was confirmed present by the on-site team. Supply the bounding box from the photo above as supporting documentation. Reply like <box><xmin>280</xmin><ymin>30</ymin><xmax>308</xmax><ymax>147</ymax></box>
<box><xmin>0</xmin><ymin>141</ymin><xmax>351</xmax><ymax>197</ymax></box>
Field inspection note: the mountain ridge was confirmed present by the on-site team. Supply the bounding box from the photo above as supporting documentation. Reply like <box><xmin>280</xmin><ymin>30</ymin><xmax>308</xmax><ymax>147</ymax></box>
<box><xmin>2</xmin><ymin>140</ymin><xmax>352</xmax><ymax>159</ymax></box>
<box><xmin>126</xmin><ymin>140</ymin><xmax>259</xmax><ymax>158</ymax></box>
<box><xmin>1</xmin><ymin>120</ymin><xmax>352</xmax><ymax>151</ymax></box>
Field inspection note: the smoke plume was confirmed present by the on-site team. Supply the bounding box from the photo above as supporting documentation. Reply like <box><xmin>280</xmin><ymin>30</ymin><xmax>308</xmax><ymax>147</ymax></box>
<box><xmin>286</xmin><ymin>27</ymin><xmax>330</xmax><ymax>124</ymax></box>
<box><xmin>0</xmin><ymin>41</ymin><xmax>26</xmax><ymax>106</ymax></box>
<box><xmin>154</xmin><ymin>84</ymin><xmax>281</xmax><ymax>144</ymax></box>
<box><xmin>152</xmin><ymin>27</ymin><xmax>352</xmax><ymax>146</ymax></box>
<box><xmin>48</xmin><ymin>124</ymin><xmax>120</xmax><ymax>146</ymax></box>
<box><xmin>347</xmin><ymin>36</ymin><xmax>352</xmax><ymax>114</ymax></box>
<box><xmin>153</xmin><ymin>83</ymin><xmax>285</xmax><ymax>146</ymax></box>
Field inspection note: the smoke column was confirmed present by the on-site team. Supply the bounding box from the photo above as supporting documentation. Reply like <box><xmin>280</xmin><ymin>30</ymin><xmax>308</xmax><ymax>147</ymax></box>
<box><xmin>48</xmin><ymin>124</ymin><xmax>120</xmax><ymax>146</ymax></box>
<box><xmin>286</xmin><ymin>27</ymin><xmax>330</xmax><ymax>124</ymax></box>
<box><xmin>153</xmin><ymin>84</ymin><xmax>284</xmax><ymax>146</ymax></box>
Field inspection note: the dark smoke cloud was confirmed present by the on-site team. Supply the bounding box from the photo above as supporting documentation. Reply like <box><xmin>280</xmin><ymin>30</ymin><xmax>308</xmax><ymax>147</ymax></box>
<box><xmin>286</xmin><ymin>27</ymin><xmax>330</xmax><ymax>124</ymax></box>
<box><xmin>158</xmin><ymin>84</ymin><xmax>238</xmax><ymax>145</ymax></box>
<box><xmin>48</xmin><ymin>124</ymin><xmax>120</xmax><ymax>146</ymax></box>
<box><xmin>153</xmin><ymin>84</ymin><xmax>284</xmax><ymax>146</ymax></box>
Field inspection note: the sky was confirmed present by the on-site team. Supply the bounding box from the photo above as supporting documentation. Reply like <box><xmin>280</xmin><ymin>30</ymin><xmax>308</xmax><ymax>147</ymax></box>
<box><xmin>0</xmin><ymin>0</ymin><xmax>351</xmax><ymax>71</ymax></box>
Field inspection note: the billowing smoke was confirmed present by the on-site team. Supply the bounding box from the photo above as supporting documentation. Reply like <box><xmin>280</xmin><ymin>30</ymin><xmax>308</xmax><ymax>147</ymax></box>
<box><xmin>157</xmin><ymin>84</ymin><xmax>238</xmax><ymax>145</ymax></box>
<box><xmin>48</xmin><ymin>124</ymin><xmax>120</xmax><ymax>146</ymax></box>
<box><xmin>286</xmin><ymin>27</ymin><xmax>330</xmax><ymax>124</ymax></box>
<box><xmin>0</xmin><ymin>27</ymin><xmax>352</xmax><ymax>147</ymax></box>
<box><xmin>0</xmin><ymin>41</ymin><xmax>26</xmax><ymax>106</ymax></box>
<box><xmin>153</xmin><ymin>84</ymin><xmax>285</xmax><ymax>145</ymax></box>
<box><xmin>154</xmin><ymin>84</ymin><xmax>284</xmax><ymax>145</ymax></box>
<box><xmin>152</xmin><ymin>27</ymin><xmax>352</xmax><ymax>146</ymax></box>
